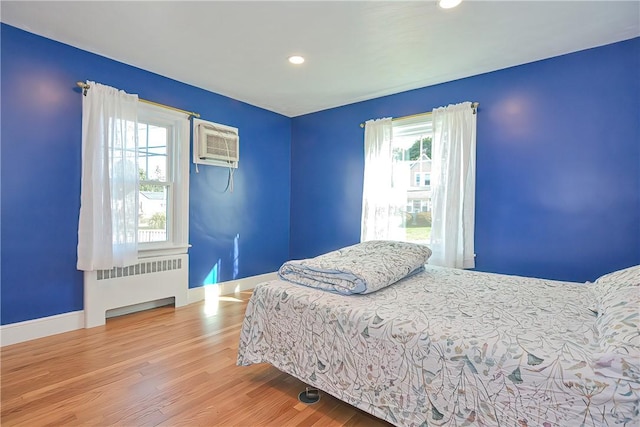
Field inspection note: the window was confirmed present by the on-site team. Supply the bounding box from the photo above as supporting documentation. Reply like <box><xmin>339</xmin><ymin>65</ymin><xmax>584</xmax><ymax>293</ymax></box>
<box><xmin>414</xmin><ymin>172</ymin><xmax>431</xmax><ymax>187</ymax></box>
<box><xmin>137</xmin><ymin>104</ymin><xmax>189</xmax><ymax>255</ymax></box>
<box><xmin>391</xmin><ymin>116</ymin><xmax>433</xmax><ymax>243</ymax></box>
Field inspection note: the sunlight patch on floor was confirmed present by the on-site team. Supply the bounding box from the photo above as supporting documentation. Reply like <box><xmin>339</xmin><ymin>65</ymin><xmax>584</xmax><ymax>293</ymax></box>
<box><xmin>203</xmin><ymin>285</ymin><xmax>244</xmax><ymax>317</ymax></box>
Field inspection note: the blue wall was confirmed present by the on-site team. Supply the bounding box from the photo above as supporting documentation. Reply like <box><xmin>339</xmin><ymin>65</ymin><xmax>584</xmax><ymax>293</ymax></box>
<box><xmin>1</xmin><ymin>24</ymin><xmax>291</xmax><ymax>325</ymax></box>
<box><xmin>2</xmin><ymin>23</ymin><xmax>638</xmax><ymax>326</ymax></box>
<box><xmin>290</xmin><ymin>38</ymin><xmax>640</xmax><ymax>283</ymax></box>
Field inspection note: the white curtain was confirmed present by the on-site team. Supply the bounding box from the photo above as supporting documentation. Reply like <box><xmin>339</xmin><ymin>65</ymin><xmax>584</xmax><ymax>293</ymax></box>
<box><xmin>429</xmin><ymin>101</ymin><xmax>477</xmax><ymax>268</ymax></box>
<box><xmin>361</xmin><ymin>118</ymin><xmax>407</xmax><ymax>241</ymax></box>
<box><xmin>77</xmin><ymin>82</ymin><xmax>139</xmax><ymax>271</ymax></box>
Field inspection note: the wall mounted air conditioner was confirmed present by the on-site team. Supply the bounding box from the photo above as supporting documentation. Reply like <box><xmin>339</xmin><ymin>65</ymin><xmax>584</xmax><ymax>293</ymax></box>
<box><xmin>193</xmin><ymin>118</ymin><xmax>239</xmax><ymax>168</ymax></box>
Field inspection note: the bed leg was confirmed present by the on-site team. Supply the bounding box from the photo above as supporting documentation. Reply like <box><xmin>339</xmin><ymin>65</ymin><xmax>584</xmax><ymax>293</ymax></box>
<box><xmin>298</xmin><ymin>387</ymin><xmax>320</xmax><ymax>404</ymax></box>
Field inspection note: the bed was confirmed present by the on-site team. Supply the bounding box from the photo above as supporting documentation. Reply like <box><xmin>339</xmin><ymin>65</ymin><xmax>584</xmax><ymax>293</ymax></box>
<box><xmin>237</xmin><ymin>241</ymin><xmax>639</xmax><ymax>426</ymax></box>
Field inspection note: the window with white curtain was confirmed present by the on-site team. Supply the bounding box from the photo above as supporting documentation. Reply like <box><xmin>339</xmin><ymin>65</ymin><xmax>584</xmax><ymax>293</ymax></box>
<box><xmin>77</xmin><ymin>84</ymin><xmax>189</xmax><ymax>272</ymax></box>
<box><xmin>361</xmin><ymin>101</ymin><xmax>477</xmax><ymax>269</ymax></box>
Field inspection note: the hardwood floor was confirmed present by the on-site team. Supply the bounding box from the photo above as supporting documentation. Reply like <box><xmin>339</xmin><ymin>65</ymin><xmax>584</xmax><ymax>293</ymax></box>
<box><xmin>1</xmin><ymin>291</ymin><xmax>392</xmax><ymax>427</ymax></box>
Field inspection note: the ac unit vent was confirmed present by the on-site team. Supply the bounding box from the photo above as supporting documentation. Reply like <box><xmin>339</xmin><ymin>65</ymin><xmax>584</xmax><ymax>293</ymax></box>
<box><xmin>202</xmin><ymin>127</ymin><xmax>238</xmax><ymax>161</ymax></box>
<box><xmin>193</xmin><ymin>119</ymin><xmax>239</xmax><ymax>168</ymax></box>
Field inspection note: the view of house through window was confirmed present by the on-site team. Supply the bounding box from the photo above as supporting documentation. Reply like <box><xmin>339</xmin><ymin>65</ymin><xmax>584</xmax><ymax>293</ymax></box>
<box><xmin>138</xmin><ymin>122</ymin><xmax>171</xmax><ymax>244</ymax></box>
<box><xmin>392</xmin><ymin>117</ymin><xmax>433</xmax><ymax>244</ymax></box>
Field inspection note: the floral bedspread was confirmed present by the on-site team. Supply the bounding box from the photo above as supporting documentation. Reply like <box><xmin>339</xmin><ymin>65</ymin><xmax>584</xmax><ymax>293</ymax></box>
<box><xmin>237</xmin><ymin>266</ymin><xmax>639</xmax><ymax>426</ymax></box>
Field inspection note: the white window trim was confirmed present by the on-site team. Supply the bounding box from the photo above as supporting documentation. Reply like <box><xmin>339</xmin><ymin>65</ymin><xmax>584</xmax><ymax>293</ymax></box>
<box><xmin>137</xmin><ymin>103</ymin><xmax>190</xmax><ymax>257</ymax></box>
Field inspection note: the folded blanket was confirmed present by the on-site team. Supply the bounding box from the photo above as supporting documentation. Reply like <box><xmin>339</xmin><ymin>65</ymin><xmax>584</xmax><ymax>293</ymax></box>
<box><xmin>278</xmin><ymin>240</ymin><xmax>432</xmax><ymax>295</ymax></box>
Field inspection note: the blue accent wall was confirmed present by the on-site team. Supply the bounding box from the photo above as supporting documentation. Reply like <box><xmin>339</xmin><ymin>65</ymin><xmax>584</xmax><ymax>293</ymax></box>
<box><xmin>290</xmin><ymin>38</ymin><xmax>640</xmax><ymax>283</ymax></box>
<box><xmin>1</xmin><ymin>24</ymin><xmax>291</xmax><ymax>325</ymax></box>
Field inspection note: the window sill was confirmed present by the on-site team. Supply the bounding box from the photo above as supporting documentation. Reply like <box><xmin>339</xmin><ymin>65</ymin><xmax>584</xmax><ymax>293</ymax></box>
<box><xmin>138</xmin><ymin>244</ymin><xmax>191</xmax><ymax>259</ymax></box>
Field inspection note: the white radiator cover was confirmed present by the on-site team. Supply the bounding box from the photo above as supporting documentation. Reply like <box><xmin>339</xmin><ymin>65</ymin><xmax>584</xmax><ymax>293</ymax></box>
<box><xmin>83</xmin><ymin>254</ymin><xmax>188</xmax><ymax>328</ymax></box>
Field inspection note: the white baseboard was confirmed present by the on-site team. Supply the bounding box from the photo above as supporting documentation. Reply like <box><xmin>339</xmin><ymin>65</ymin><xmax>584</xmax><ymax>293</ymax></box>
<box><xmin>0</xmin><ymin>310</ymin><xmax>85</xmax><ymax>347</ymax></box>
<box><xmin>1</xmin><ymin>271</ymin><xmax>278</xmax><ymax>347</ymax></box>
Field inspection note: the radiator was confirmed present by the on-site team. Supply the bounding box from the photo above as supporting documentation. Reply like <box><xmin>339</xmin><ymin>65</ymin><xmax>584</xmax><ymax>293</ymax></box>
<box><xmin>83</xmin><ymin>254</ymin><xmax>189</xmax><ymax>328</ymax></box>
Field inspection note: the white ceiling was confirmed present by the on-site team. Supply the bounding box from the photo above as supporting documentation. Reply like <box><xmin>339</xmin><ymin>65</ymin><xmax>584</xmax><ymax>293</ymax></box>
<box><xmin>2</xmin><ymin>1</ymin><xmax>639</xmax><ymax>117</ymax></box>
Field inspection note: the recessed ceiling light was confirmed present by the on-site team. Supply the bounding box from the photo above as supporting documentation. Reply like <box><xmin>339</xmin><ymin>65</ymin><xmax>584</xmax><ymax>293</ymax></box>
<box><xmin>288</xmin><ymin>55</ymin><xmax>305</xmax><ymax>65</ymax></box>
<box><xmin>438</xmin><ymin>0</ymin><xmax>462</xmax><ymax>9</ymax></box>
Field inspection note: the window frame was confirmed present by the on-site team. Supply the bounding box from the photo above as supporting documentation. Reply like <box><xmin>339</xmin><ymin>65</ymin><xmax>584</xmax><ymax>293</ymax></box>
<box><xmin>136</xmin><ymin>103</ymin><xmax>190</xmax><ymax>257</ymax></box>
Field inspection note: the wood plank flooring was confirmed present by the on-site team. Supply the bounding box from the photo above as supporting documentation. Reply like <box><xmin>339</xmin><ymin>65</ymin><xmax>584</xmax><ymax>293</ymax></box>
<box><xmin>1</xmin><ymin>291</ymin><xmax>392</xmax><ymax>427</ymax></box>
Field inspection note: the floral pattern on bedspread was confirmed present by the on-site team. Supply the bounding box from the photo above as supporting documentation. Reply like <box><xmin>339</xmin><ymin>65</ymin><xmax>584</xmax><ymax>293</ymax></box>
<box><xmin>237</xmin><ymin>266</ymin><xmax>639</xmax><ymax>426</ymax></box>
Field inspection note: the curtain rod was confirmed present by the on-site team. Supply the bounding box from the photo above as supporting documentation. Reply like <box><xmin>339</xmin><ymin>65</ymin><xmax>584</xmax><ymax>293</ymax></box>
<box><xmin>76</xmin><ymin>82</ymin><xmax>201</xmax><ymax>119</ymax></box>
<box><xmin>359</xmin><ymin>101</ymin><xmax>479</xmax><ymax>128</ymax></box>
